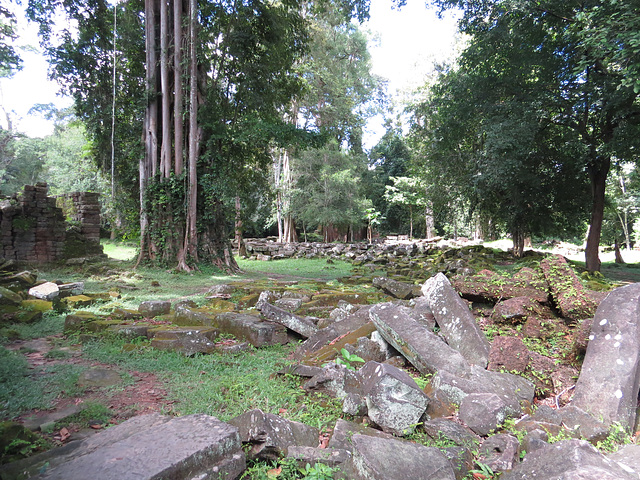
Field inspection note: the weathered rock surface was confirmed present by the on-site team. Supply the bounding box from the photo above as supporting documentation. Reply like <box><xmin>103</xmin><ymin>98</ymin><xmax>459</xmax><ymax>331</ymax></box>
<box><xmin>372</xmin><ymin>277</ymin><xmax>420</xmax><ymax>299</ymax></box>
<box><xmin>286</xmin><ymin>446</ymin><xmax>351</xmax><ymax>469</ymax></box>
<box><xmin>138</xmin><ymin>300</ymin><xmax>171</xmax><ymax>317</ymax></box>
<box><xmin>345</xmin><ymin>434</ymin><xmax>457</xmax><ymax>480</ymax></box>
<box><xmin>211</xmin><ymin>312</ymin><xmax>289</xmax><ymax>347</ymax></box>
<box><xmin>421</xmin><ymin>273</ymin><xmax>490</xmax><ymax>367</ymax></box>
<box><xmin>27</xmin><ymin>282</ymin><xmax>59</xmax><ymax>301</ymax></box>
<box><xmin>540</xmin><ymin>255</ymin><xmax>597</xmax><ymax>323</ymax></box>
<box><xmin>502</xmin><ymin>439</ymin><xmax>638</xmax><ymax>480</ymax></box>
<box><xmin>31</xmin><ymin>413</ymin><xmax>246</xmax><ymax>480</ymax></box>
<box><xmin>327</xmin><ymin>418</ymin><xmax>395</xmax><ymax>451</ymax></box>
<box><xmin>453</xmin><ymin>268</ymin><xmax>549</xmax><ymax>305</ymax></box>
<box><xmin>370</xmin><ymin>303</ymin><xmax>471</xmax><ymax>376</ymax></box>
<box><xmin>571</xmin><ymin>283</ymin><xmax>640</xmax><ymax>430</ymax></box>
<box><xmin>256</xmin><ymin>299</ymin><xmax>318</xmax><ymax>338</ymax></box>
<box><xmin>355</xmin><ymin>361</ymin><xmax>430</xmax><ymax>436</ymax></box>
<box><xmin>458</xmin><ymin>393</ymin><xmax>521</xmax><ymax>436</ymax></box>
<box><xmin>228</xmin><ymin>409</ymin><xmax>319</xmax><ymax>462</ymax></box>
<box><xmin>488</xmin><ymin>336</ymin><xmax>530</xmax><ymax>373</ymax></box>
<box><xmin>479</xmin><ymin>434</ymin><xmax>520</xmax><ymax>473</ymax></box>
<box><xmin>150</xmin><ymin>326</ymin><xmax>219</xmax><ymax>355</ymax></box>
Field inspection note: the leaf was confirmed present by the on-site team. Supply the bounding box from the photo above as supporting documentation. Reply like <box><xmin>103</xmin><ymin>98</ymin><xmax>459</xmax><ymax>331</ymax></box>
<box><xmin>266</xmin><ymin>466</ymin><xmax>281</xmax><ymax>477</ymax></box>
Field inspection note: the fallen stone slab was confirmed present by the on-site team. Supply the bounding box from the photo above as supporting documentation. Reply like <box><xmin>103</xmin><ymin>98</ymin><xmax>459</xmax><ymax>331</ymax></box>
<box><xmin>369</xmin><ymin>303</ymin><xmax>471</xmax><ymax>377</ymax></box>
<box><xmin>31</xmin><ymin>413</ymin><xmax>246</xmax><ymax>480</ymax></box>
<box><xmin>372</xmin><ymin>277</ymin><xmax>420</xmax><ymax>299</ymax></box>
<box><xmin>138</xmin><ymin>300</ymin><xmax>171</xmax><ymax>317</ymax></box>
<box><xmin>228</xmin><ymin>409</ymin><xmax>319</xmax><ymax>462</ymax></box>
<box><xmin>453</xmin><ymin>268</ymin><xmax>549</xmax><ymax>305</ymax></box>
<box><xmin>426</xmin><ymin>366</ymin><xmax>534</xmax><ymax>412</ymax></box>
<box><xmin>421</xmin><ymin>273</ymin><xmax>490</xmax><ymax>368</ymax></box>
<box><xmin>422</xmin><ymin>418</ymin><xmax>479</xmax><ymax>449</ymax></box>
<box><xmin>327</xmin><ymin>418</ymin><xmax>395</xmax><ymax>451</ymax></box>
<box><xmin>27</xmin><ymin>282</ymin><xmax>59</xmax><ymax>301</ymax></box>
<box><xmin>286</xmin><ymin>446</ymin><xmax>351</xmax><ymax>469</ymax></box>
<box><xmin>345</xmin><ymin>434</ymin><xmax>456</xmax><ymax>480</ymax></box>
<box><xmin>540</xmin><ymin>255</ymin><xmax>597</xmax><ymax>323</ymax></box>
<box><xmin>294</xmin><ymin>305</ymin><xmax>375</xmax><ymax>364</ymax></box>
<box><xmin>303</xmin><ymin>364</ymin><xmax>359</xmax><ymax>399</ymax></box>
<box><xmin>571</xmin><ymin>283</ymin><xmax>640</xmax><ymax>431</ymax></box>
<box><xmin>408</xmin><ymin>296</ymin><xmax>437</xmax><ymax>330</ymax></box>
<box><xmin>355</xmin><ymin>361</ymin><xmax>429</xmax><ymax>436</ymax></box>
<box><xmin>458</xmin><ymin>393</ymin><xmax>521</xmax><ymax>436</ymax></box>
<box><xmin>150</xmin><ymin>326</ymin><xmax>219</xmax><ymax>355</ymax></box>
<box><xmin>608</xmin><ymin>444</ymin><xmax>640</xmax><ymax>477</ymax></box>
<box><xmin>212</xmin><ymin>312</ymin><xmax>289</xmax><ymax>347</ymax></box>
<box><xmin>502</xmin><ymin>439</ymin><xmax>637</xmax><ymax>480</ymax></box>
<box><xmin>0</xmin><ymin>285</ymin><xmax>23</xmax><ymax>306</ymax></box>
<box><xmin>256</xmin><ymin>300</ymin><xmax>318</xmax><ymax>338</ymax></box>
<box><xmin>479</xmin><ymin>434</ymin><xmax>520</xmax><ymax>473</ymax></box>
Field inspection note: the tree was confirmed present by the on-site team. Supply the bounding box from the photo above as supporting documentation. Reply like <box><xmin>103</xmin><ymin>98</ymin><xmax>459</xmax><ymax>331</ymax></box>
<box><xmin>271</xmin><ymin>11</ymin><xmax>383</xmax><ymax>243</ymax></box>
<box><xmin>291</xmin><ymin>144</ymin><xmax>369</xmax><ymax>241</ymax></box>
<box><xmin>422</xmin><ymin>0</ymin><xmax>640</xmax><ymax>268</ymax></box>
<box><xmin>29</xmin><ymin>0</ymin><xmax>311</xmax><ymax>270</ymax></box>
<box><xmin>384</xmin><ymin>176</ymin><xmax>426</xmax><ymax>239</ymax></box>
<box><xmin>0</xmin><ymin>3</ymin><xmax>22</xmax><ymax>76</ymax></box>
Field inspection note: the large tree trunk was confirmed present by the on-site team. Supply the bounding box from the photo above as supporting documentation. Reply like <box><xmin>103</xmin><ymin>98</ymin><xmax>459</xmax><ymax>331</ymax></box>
<box><xmin>185</xmin><ymin>0</ymin><xmax>199</xmax><ymax>261</ymax></box>
<box><xmin>137</xmin><ymin>0</ymin><xmax>158</xmax><ymax>267</ymax></box>
<box><xmin>512</xmin><ymin>227</ymin><xmax>525</xmax><ymax>258</ymax></box>
<box><xmin>173</xmin><ymin>0</ymin><xmax>184</xmax><ymax>175</ymax></box>
<box><xmin>159</xmin><ymin>0</ymin><xmax>171</xmax><ymax>178</ymax></box>
<box><xmin>585</xmin><ymin>157</ymin><xmax>610</xmax><ymax>272</ymax></box>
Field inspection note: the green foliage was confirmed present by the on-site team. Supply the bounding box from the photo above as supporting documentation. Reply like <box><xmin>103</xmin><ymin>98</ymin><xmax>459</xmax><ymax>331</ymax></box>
<box><xmin>291</xmin><ymin>145</ymin><xmax>370</xmax><ymax>239</ymax></box>
<box><xmin>0</xmin><ymin>311</ymin><xmax>64</xmax><ymax>344</ymax></box>
<box><xmin>595</xmin><ymin>423</ymin><xmax>633</xmax><ymax>453</ymax></box>
<box><xmin>0</xmin><ymin>5</ymin><xmax>22</xmax><ymax>76</ymax></box>
<box><xmin>299</xmin><ymin>462</ymin><xmax>338</xmax><ymax>479</ymax></box>
<box><xmin>334</xmin><ymin>348</ymin><xmax>364</xmax><ymax>371</ymax></box>
<box><xmin>414</xmin><ymin>0</ymin><xmax>640</xmax><ymax>263</ymax></box>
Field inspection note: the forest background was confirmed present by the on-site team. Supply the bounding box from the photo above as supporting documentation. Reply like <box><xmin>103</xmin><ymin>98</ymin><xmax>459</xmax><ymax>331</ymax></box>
<box><xmin>1</xmin><ymin>0</ymin><xmax>639</xmax><ymax>273</ymax></box>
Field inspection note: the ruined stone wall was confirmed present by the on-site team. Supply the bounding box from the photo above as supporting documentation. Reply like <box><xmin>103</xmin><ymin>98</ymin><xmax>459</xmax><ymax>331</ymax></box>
<box><xmin>0</xmin><ymin>183</ymin><xmax>104</xmax><ymax>263</ymax></box>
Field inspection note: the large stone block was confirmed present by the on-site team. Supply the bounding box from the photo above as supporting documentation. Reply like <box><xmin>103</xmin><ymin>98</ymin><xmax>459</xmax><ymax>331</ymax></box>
<box><xmin>356</xmin><ymin>361</ymin><xmax>429</xmax><ymax>436</ymax></box>
<box><xmin>502</xmin><ymin>439</ymin><xmax>637</xmax><ymax>480</ymax></box>
<box><xmin>345</xmin><ymin>434</ymin><xmax>456</xmax><ymax>480</ymax></box>
<box><xmin>369</xmin><ymin>303</ymin><xmax>471</xmax><ymax>376</ymax></box>
<box><xmin>256</xmin><ymin>298</ymin><xmax>318</xmax><ymax>338</ymax></box>
<box><xmin>421</xmin><ymin>273</ymin><xmax>490</xmax><ymax>368</ymax></box>
<box><xmin>228</xmin><ymin>409</ymin><xmax>319</xmax><ymax>462</ymax></box>
<box><xmin>213</xmin><ymin>312</ymin><xmax>289</xmax><ymax>347</ymax></box>
<box><xmin>32</xmin><ymin>413</ymin><xmax>246</xmax><ymax>480</ymax></box>
<box><xmin>571</xmin><ymin>283</ymin><xmax>640</xmax><ymax>430</ymax></box>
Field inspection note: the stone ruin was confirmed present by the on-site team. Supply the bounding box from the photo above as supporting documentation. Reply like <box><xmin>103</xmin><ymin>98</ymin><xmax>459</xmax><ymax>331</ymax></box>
<box><xmin>0</xmin><ymin>183</ymin><xmax>105</xmax><ymax>263</ymax></box>
<box><xmin>2</xmin><ymin>248</ymin><xmax>640</xmax><ymax>479</ymax></box>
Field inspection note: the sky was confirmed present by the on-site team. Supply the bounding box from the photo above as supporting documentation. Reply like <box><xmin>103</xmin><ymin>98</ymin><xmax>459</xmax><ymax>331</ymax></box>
<box><xmin>0</xmin><ymin>0</ymin><xmax>461</xmax><ymax>145</ymax></box>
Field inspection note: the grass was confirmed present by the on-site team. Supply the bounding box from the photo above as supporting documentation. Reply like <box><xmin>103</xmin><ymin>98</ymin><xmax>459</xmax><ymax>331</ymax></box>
<box><xmin>101</xmin><ymin>239</ymin><xmax>139</xmax><ymax>261</ymax></box>
<box><xmin>0</xmin><ymin>347</ymin><xmax>87</xmax><ymax>418</ymax></box>
<box><xmin>80</xmin><ymin>338</ymin><xmax>342</xmax><ymax>427</ymax></box>
<box><xmin>0</xmin><ymin>312</ymin><xmax>65</xmax><ymax>344</ymax></box>
<box><xmin>236</xmin><ymin>256</ymin><xmax>353</xmax><ymax>281</ymax></box>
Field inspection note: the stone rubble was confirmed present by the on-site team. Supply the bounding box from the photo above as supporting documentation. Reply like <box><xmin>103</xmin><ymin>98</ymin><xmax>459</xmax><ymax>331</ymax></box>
<box><xmin>2</xmin><ymin>244</ymin><xmax>639</xmax><ymax>480</ymax></box>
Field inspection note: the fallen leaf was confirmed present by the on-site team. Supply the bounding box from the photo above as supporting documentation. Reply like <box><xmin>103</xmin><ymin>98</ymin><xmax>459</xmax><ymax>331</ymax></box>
<box><xmin>278</xmin><ymin>408</ymin><xmax>287</xmax><ymax>414</ymax></box>
<box><xmin>267</xmin><ymin>466</ymin><xmax>281</xmax><ymax>477</ymax></box>
<box><xmin>90</xmin><ymin>424</ymin><xmax>103</xmax><ymax>430</ymax></box>
<box><xmin>59</xmin><ymin>428</ymin><xmax>71</xmax><ymax>442</ymax></box>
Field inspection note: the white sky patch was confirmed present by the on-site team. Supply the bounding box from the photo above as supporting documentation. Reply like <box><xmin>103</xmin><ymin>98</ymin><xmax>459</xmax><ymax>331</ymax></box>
<box><xmin>0</xmin><ymin>4</ymin><xmax>72</xmax><ymax>137</ymax></box>
<box><xmin>362</xmin><ymin>0</ymin><xmax>462</xmax><ymax>150</ymax></box>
